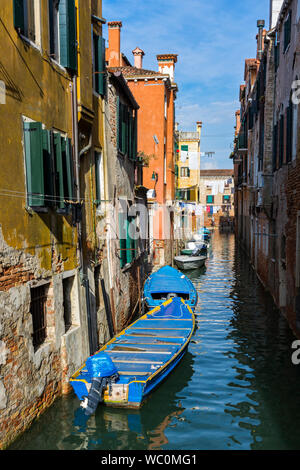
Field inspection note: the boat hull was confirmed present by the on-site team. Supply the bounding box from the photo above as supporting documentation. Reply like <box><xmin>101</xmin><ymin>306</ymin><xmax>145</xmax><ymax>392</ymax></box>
<box><xmin>70</xmin><ymin>297</ymin><xmax>195</xmax><ymax>409</ymax></box>
<box><xmin>174</xmin><ymin>255</ymin><xmax>206</xmax><ymax>271</ymax></box>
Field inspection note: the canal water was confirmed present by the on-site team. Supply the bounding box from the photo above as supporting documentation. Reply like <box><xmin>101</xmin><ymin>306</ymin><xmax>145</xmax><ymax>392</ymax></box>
<box><xmin>9</xmin><ymin>232</ymin><xmax>300</xmax><ymax>450</ymax></box>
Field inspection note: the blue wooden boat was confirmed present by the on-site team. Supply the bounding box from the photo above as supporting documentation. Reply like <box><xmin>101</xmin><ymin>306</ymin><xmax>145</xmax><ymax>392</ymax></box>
<box><xmin>70</xmin><ymin>297</ymin><xmax>195</xmax><ymax>411</ymax></box>
<box><xmin>143</xmin><ymin>265</ymin><xmax>198</xmax><ymax>311</ymax></box>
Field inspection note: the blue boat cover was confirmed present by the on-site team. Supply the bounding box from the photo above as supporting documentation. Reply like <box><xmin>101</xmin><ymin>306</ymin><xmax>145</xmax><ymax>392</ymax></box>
<box><xmin>147</xmin><ymin>266</ymin><xmax>191</xmax><ymax>294</ymax></box>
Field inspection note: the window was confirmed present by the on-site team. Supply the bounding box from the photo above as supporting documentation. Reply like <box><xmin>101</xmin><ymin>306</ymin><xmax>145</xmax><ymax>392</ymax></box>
<box><xmin>181</xmin><ymin>145</ymin><xmax>188</xmax><ymax>151</ymax></box>
<box><xmin>292</xmin><ymin>98</ymin><xmax>298</xmax><ymax>161</ymax></box>
<box><xmin>207</xmin><ymin>195</ymin><xmax>214</xmax><ymax>204</ymax></box>
<box><xmin>54</xmin><ymin>133</ymin><xmax>74</xmax><ymax>210</ymax></box>
<box><xmin>63</xmin><ymin>276</ymin><xmax>75</xmax><ymax>333</ymax></box>
<box><xmin>117</xmin><ymin>98</ymin><xmax>137</xmax><ymax>160</ymax></box>
<box><xmin>279</xmin><ymin>114</ymin><xmax>284</xmax><ymax>167</ymax></box>
<box><xmin>13</xmin><ymin>0</ymin><xmax>41</xmax><ymax>45</ymax></box>
<box><xmin>48</xmin><ymin>0</ymin><xmax>60</xmax><ymax>61</ymax></box>
<box><xmin>286</xmin><ymin>99</ymin><xmax>293</xmax><ymax>163</ymax></box>
<box><xmin>48</xmin><ymin>0</ymin><xmax>77</xmax><ymax>72</ymax></box>
<box><xmin>95</xmin><ymin>151</ymin><xmax>104</xmax><ymax>210</ymax></box>
<box><xmin>180</xmin><ymin>167</ymin><xmax>189</xmax><ymax>177</ymax></box>
<box><xmin>223</xmin><ymin>195</ymin><xmax>230</xmax><ymax>204</ymax></box>
<box><xmin>92</xmin><ymin>32</ymin><xmax>106</xmax><ymax>95</ymax></box>
<box><xmin>284</xmin><ymin>11</ymin><xmax>292</xmax><ymax>53</ymax></box>
<box><xmin>23</xmin><ymin>120</ymin><xmax>74</xmax><ymax>210</ymax></box>
<box><xmin>272</xmin><ymin>121</ymin><xmax>278</xmax><ymax>172</ymax></box>
<box><xmin>30</xmin><ymin>284</ymin><xmax>49</xmax><ymax>351</ymax></box>
<box><xmin>119</xmin><ymin>208</ymin><xmax>138</xmax><ymax>268</ymax></box>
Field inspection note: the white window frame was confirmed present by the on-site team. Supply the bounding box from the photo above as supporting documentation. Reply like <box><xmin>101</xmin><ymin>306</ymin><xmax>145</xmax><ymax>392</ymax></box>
<box><xmin>95</xmin><ymin>151</ymin><xmax>105</xmax><ymax>214</ymax></box>
<box><xmin>20</xmin><ymin>0</ymin><xmax>42</xmax><ymax>50</ymax></box>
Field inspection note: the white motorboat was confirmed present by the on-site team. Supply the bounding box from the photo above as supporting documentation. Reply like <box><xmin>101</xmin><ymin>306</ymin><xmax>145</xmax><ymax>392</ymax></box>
<box><xmin>174</xmin><ymin>249</ymin><xmax>207</xmax><ymax>270</ymax></box>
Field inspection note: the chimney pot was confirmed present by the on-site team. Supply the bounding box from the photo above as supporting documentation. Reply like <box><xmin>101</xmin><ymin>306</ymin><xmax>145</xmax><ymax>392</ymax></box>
<box><xmin>132</xmin><ymin>47</ymin><xmax>145</xmax><ymax>69</ymax></box>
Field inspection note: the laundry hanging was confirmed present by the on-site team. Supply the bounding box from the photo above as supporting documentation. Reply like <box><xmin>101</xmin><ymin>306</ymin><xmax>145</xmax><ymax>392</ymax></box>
<box><xmin>188</xmin><ymin>152</ymin><xmax>198</xmax><ymax>170</ymax></box>
<box><xmin>180</xmin><ymin>151</ymin><xmax>188</xmax><ymax>163</ymax></box>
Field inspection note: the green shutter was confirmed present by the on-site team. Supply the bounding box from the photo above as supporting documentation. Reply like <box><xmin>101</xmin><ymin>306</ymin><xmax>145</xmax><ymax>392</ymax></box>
<box><xmin>24</xmin><ymin>121</ymin><xmax>45</xmax><ymax>207</ymax></box>
<box><xmin>126</xmin><ymin>218</ymin><xmax>132</xmax><ymax>264</ymax></box>
<box><xmin>59</xmin><ymin>0</ymin><xmax>77</xmax><ymax>72</ymax></box>
<box><xmin>117</xmin><ymin>97</ymin><xmax>121</xmax><ymax>151</ymax></box>
<box><xmin>207</xmin><ymin>195</ymin><xmax>214</xmax><ymax>204</ymax></box>
<box><xmin>42</xmin><ymin>129</ymin><xmax>55</xmax><ymax>206</ymax></box>
<box><xmin>133</xmin><ymin>114</ymin><xmax>137</xmax><ymax>161</ymax></box>
<box><xmin>94</xmin><ymin>35</ymin><xmax>106</xmax><ymax>95</ymax></box>
<box><xmin>13</xmin><ymin>0</ymin><xmax>25</xmax><ymax>33</ymax></box>
<box><xmin>97</xmin><ymin>37</ymin><xmax>106</xmax><ymax>95</ymax></box>
<box><xmin>119</xmin><ymin>213</ymin><xmax>127</xmax><ymax>268</ymax></box>
<box><xmin>121</xmin><ymin>104</ymin><xmax>126</xmax><ymax>153</ymax></box>
<box><xmin>126</xmin><ymin>109</ymin><xmax>130</xmax><ymax>156</ymax></box>
<box><xmin>181</xmin><ymin>145</ymin><xmax>188</xmax><ymax>151</ymax></box>
<box><xmin>129</xmin><ymin>217</ymin><xmax>138</xmax><ymax>260</ymax></box>
<box><xmin>53</xmin><ymin>133</ymin><xmax>64</xmax><ymax>208</ymax></box>
<box><xmin>65</xmin><ymin>138</ymin><xmax>74</xmax><ymax>199</ymax></box>
<box><xmin>175</xmin><ymin>164</ymin><xmax>178</xmax><ymax>177</ymax></box>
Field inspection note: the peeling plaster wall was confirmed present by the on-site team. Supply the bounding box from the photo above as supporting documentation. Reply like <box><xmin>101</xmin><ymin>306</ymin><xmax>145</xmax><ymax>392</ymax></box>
<box><xmin>0</xmin><ymin>226</ymin><xmax>90</xmax><ymax>448</ymax></box>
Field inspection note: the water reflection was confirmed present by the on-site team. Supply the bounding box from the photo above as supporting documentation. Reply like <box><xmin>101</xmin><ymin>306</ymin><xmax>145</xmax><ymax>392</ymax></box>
<box><xmin>9</xmin><ymin>232</ymin><xmax>300</xmax><ymax>450</ymax></box>
<box><xmin>10</xmin><ymin>352</ymin><xmax>195</xmax><ymax>450</ymax></box>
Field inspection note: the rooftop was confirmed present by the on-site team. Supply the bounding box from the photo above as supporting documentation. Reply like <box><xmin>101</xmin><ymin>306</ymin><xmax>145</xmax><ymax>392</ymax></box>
<box><xmin>108</xmin><ymin>66</ymin><xmax>170</xmax><ymax>79</ymax></box>
<box><xmin>179</xmin><ymin>131</ymin><xmax>200</xmax><ymax>141</ymax></box>
<box><xmin>200</xmin><ymin>169</ymin><xmax>234</xmax><ymax>177</ymax></box>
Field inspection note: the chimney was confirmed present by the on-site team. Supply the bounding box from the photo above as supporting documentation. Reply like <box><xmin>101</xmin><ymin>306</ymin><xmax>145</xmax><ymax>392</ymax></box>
<box><xmin>157</xmin><ymin>54</ymin><xmax>178</xmax><ymax>83</ymax></box>
<box><xmin>107</xmin><ymin>21</ymin><xmax>122</xmax><ymax>67</ymax></box>
<box><xmin>269</xmin><ymin>0</ymin><xmax>284</xmax><ymax>29</ymax></box>
<box><xmin>257</xmin><ymin>20</ymin><xmax>265</xmax><ymax>60</ymax></box>
<box><xmin>196</xmin><ymin>121</ymin><xmax>202</xmax><ymax>136</ymax></box>
<box><xmin>132</xmin><ymin>47</ymin><xmax>145</xmax><ymax>69</ymax></box>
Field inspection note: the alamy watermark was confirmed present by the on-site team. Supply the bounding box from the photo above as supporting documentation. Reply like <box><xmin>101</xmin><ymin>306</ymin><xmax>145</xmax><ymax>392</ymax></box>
<box><xmin>291</xmin><ymin>340</ymin><xmax>300</xmax><ymax>365</ymax></box>
<box><xmin>292</xmin><ymin>81</ymin><xmax>300</xmax><ymax>105</ymax></box>
<box><xmin>0</xmin><ymin>80</ymin><xmax>5</xmax><ymax>105</ymax></box>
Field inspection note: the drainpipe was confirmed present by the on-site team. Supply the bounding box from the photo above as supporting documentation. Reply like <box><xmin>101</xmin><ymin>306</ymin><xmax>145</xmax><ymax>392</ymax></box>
<box><xmin>71</xmin><ymin>76</ymin><xmax>96</xmax><ymax>355</ymax></box>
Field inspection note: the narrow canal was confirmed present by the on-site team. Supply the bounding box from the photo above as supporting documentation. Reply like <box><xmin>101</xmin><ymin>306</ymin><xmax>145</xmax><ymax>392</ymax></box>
<box><xmin>9</xmin><ymin>232</ymin><xmax>300</xmax><ymax>450</ymax></box>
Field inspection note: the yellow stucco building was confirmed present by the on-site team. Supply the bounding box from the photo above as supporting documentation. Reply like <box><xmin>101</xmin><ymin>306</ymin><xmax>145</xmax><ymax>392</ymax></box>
<box><xmin>0</xmin><ymin>0</ymin><xmax>108</xmax><ymax>448</ymax></box>
<box><xmin>175</xmin><ymin>122</ymin><xmax>202</xmax><ymax>202</ymax></box>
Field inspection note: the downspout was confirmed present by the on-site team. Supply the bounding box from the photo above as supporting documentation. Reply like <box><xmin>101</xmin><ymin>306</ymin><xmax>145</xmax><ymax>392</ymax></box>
<box><xmin>79</xmin><ymin>133</ymin><xmax>94</xmax><ymax>354</ymax></box>
<box><xmin>71</xmin><ymin>74</ymin><xmax>95</xmax><ymax>355</ymax></box>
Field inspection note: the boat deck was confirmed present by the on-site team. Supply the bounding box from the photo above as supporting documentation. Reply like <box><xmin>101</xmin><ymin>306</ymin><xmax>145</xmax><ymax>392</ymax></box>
<box><xmin>70</xmin><ymin>298</ymin><xmax>195</xmax><ymax>406</ymax></box>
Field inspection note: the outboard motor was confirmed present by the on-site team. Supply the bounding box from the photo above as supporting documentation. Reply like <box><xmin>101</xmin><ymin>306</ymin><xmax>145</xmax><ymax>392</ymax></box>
<box><xmin>80</xmin><ymin>352</ymin><xmax>119</xmax><ymax>416</ymax></box>
<box><xmin>200</xmin><ymin>244</ymin><xmax>208</xmax><ymax>256</ymax></box>
<box><xmin>166</xmin><ymin>293</ymin><xmax>178</xmax><ymax>300</ymax></box>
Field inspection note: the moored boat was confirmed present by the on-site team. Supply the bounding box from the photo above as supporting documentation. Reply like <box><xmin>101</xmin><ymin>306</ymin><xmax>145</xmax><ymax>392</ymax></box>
<box><xmin>143</xmin><ymin>265</ymin><xmax>198</xmax><ymax>311</ymax></box>
<box><xmin>181</xmin><ymin>240</ymin><xmax>208</xmax><ymax>256</ymax></box>
<box><xmin>174</xmin><ymin>253</ymin><xmax>206</xmax><ymax>271</ymax></box>
<box><xmin>70</xmin><ymin>297</ymin><xmax>195</xmax><ymax>412</ymax></box>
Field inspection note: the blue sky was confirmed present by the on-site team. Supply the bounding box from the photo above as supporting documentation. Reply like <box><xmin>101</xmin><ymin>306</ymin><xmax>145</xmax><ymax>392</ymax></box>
<box><xmin>102</xmin><ymin>0</ymin><xmax>270</xmax><ymax>169</ymax></box>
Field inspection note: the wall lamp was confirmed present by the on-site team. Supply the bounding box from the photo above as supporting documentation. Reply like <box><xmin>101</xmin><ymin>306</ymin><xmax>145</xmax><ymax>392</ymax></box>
<box><xmin>152</xmin><ymin>171</ymin><xmax>158</xmax><ymax>182</ymax></box>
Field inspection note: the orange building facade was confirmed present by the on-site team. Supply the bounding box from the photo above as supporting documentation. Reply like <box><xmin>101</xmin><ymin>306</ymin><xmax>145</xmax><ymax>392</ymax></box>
<box><xmin>106</xmin><ymin>22</ymin><xmax>178</xmax><ymax>265</ymax></box>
